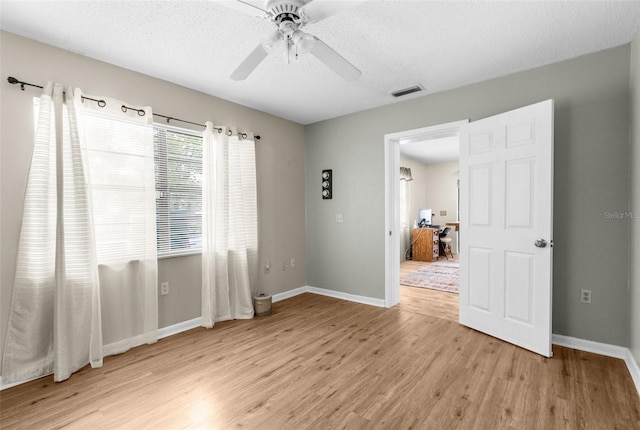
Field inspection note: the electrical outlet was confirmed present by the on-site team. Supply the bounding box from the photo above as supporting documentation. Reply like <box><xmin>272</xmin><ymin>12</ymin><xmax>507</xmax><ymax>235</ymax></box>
<box><xmin>290</xmin><ymin>257</ymin><xmax>296</xmax><ymax>268</ymax></box>
<box><xmin>264</xmin><ymin>263</ymin><xmax>270</xmax><ymax>274</ymax></box>
<box><xmin>160</xmin><ymin>282</ymin><xmax>169</xmax><ymax>296</ymax></box>
<box><xmin>580</xmin><ymin>289</ymin><xmax>591</xmax><ymax>304</ymax></box>
<box><xmin>281</xmin><ymin>261</ymin><xmax>288</xmax><ymax>271</ymax></box>
<box><xmin>336</xmin><ymin>214</ymin><xmax>344</xmax><ymax>223</ymax></box>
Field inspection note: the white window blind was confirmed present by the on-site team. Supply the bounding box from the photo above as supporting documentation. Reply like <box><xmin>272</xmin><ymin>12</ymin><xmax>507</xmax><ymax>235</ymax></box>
<box><xmin>80</xmin><ymin>100</ymin><xmax>157</xmax><ymax>265</ymax></box>
<box><xmin>154</xmin><ymin>125</ymin><xmax>203</xmax><ymax>257</ymax></box>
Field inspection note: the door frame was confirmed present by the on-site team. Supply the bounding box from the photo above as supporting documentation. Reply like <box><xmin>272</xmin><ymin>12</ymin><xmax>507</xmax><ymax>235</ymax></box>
<box><xmin>384</xmin><ymin>120</ymin><xmax>469</xmax><ymax>307</ymax></box>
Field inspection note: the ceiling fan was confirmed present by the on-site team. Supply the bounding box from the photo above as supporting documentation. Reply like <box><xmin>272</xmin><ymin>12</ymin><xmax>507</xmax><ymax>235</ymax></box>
<box><xmin>226</xmin><ymin>0</ymin><xmax>365</xmax><ymax>81</ymax></box>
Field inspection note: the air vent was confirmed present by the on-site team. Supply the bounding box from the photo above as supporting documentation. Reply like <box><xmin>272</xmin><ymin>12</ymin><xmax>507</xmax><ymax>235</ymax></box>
<box><xmin>391</xmin><ymin>85</ymin><xmax>423</xmax><ymax>98</ymax></box>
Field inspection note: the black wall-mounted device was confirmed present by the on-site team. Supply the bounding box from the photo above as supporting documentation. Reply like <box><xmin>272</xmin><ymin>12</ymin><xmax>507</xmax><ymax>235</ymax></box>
<box><xmin>322</xmin><ymin>169</ymin><xmax>332</xmax><ymax>199</ymax></box>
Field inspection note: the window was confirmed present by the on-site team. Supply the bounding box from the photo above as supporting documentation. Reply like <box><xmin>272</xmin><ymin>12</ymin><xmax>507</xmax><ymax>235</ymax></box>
<box><xmin>154</xmin><ymin>125</ymin><xmax>203</xmax><ymax>257</ymax></box>
<box><xmin>33</xmin><ymin>99</ymin><xmax>203</xmax><ymax>259</ymax></box>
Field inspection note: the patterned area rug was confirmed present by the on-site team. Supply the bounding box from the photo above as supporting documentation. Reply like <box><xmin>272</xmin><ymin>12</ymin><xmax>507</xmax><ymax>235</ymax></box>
<box><xmin>400</xmin><ymin>260</ymin><xmax>459</xmax><ymax>294</ymax></box>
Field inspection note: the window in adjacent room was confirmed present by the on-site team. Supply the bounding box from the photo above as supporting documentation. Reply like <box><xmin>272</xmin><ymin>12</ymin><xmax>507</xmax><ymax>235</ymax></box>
<box><xmin>154</xmin><ymin>125</ymin><xmax>203</xmax><ymax>257</ymax></box>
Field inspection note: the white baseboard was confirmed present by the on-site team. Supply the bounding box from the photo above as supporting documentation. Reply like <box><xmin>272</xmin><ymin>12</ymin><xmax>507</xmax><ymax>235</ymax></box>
<box><xmin>158</xmin><ymin>317</ymin><xmax>202</xmax><ymax>339</ymax></box>
<box><xmin>272</xmin><ymin>286</ymin><xmax>307</xmax><ymax>303</ymax></box>
<box><xmin>625</xmin><ymin>349</ymin><xmax>640</xmax><ymax>397</ymax></box>
<box><xmin>553</xmin><ymin>334</ymin><xmax>640</xmax><ymax>398</ymax></box>
<box><xmin>306</xmin><ymin>286</ymin><xmax>386</xmax><ymax>308</ymax></box>
<box><xmin>552</xmin><ymin>334</ymin><xmax>629</xmax><ymax>358</ymax></box>
<box><xmin>270</xmin><ymin>285</ymin><xmax>386</xmax><ymax>308</ymax></box>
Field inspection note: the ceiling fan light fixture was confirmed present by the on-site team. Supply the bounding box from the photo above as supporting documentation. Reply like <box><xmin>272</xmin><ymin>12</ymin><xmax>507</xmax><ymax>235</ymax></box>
<box><xmin>299</xmin><ymin>33</ymin><xmax>316</xmax><ymax>53</ymax></box>
<box><xmin>291</xmin><ymin>30</ymin><xmax>315</xmax><ymax>54</ymax></box>
<box><xmin>296</xmin><ymin>32</ymin><xmax>315</xmax><ymax>54</ymax></box>
<box><xmin>261</xmin><ymin>30</ymin><xmax>281</xmax><ymax>52</ymax></box>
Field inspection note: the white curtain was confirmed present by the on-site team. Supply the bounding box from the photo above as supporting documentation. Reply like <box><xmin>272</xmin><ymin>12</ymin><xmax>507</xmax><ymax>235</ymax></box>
<box><xmin>2</xmin><ymin>83</ymin><xmax>102</xmax><ymax>383</ymax></box>
<box><xmin>77</xmin><ymin>93</ymin><xmax>158</xmax><ymax>355</ymax></box>
<box><xmin>202</xmin><ymin>123</ymin><xmax>258</xmax><ymax>327</ymax></box>
<box><xmin>400</xmin><ymin>167</ymin><xmax>413</xmax><ymax>261</ymax></box>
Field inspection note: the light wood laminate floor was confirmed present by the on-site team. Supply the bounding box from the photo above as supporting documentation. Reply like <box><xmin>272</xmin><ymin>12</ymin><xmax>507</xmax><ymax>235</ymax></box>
<box><xmin>1</xmin><ymin>290</ymin><xmax>639</xmax><ymax>429</ymax></box>
<box><xmin>399</xmin><ymin>259</ymin><xmax>459</xmax><ymax>323</ymax></box>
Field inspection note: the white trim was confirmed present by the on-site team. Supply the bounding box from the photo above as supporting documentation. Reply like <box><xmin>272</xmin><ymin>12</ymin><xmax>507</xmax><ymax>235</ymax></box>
<box><xmin>306</xmin><ymin>286</ymin><xmax>386</xmax><ymax>308</ymax></box>
<box><xmin>272</xmin><ymin>285</ymin><xmax>386</xmax><ymax>307</ymax></box>
<box><xmin>272</xmin><ymin>286</ymin><xmax>307</xmax><ymax>303</ymax></box>
<box><xmin>384</xmin><ymin>120</ymin><xmax>469</xmax><ymax>309</ymax></box>
<box><xmin>105</xmin><ymin>319</ymin><xmax>203</xmax><ymax>356</ymax></box>
<box><xmin>384</xmin><ymin>120</ymin><xmax>471</xmax><ymax>143</ymax></box>
<box><xmin>625</xmin><ymin>350</ymin><xmax>640</xmax><ymax>397</ymax></box>
<box><xmin>552</xmin><ymin>334</ymin><xmax>628</xmax><ymax>359</ymax></box>
<box><xmin>158</xmin><ymin>317</ymin><xmax>202</xmax><ymax>339</ymax></box>
<box><xmin>553</xmin><ymin>334</ymin><xmax>640</xmax><ymax>397</ymax></box>
<box><xmin>383</xmin><ymin>133</ymin><xmax>400</xmax><ymax>308</ymax></box>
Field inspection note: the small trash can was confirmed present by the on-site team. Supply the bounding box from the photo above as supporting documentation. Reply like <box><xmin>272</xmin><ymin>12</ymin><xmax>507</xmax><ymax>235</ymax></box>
<box><xmin>253</xmin><ymin>293</ymin><xmax>272</xmax><ymax>317</ymax></box>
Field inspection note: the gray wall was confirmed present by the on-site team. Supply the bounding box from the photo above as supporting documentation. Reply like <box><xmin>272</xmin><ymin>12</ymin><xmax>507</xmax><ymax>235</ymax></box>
<box><xmin>630</xmin><ymin>30</ymin><xmax>640</xmax><ymax>366</ymax></box>
<box><xmin>306</xmin><ymin>45</ymin><xmax>631</xmax><ymax>346</ymax></box>
<box><xmin>0</xmin><ymin>31</ymin><xmax>307</xmax><ymax>370</ymax></box>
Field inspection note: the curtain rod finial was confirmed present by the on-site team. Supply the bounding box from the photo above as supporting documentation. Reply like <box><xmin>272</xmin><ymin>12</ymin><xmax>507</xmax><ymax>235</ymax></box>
<box><xmin>7</xmin><ymin>76</ymin><xmax>25</xmax><ymax>90</ymax></box>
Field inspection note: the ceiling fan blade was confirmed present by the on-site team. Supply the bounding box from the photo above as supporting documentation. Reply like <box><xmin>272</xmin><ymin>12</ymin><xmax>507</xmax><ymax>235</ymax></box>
<box><xmin>215</xmin><ymin>0</ymin><xmax>267</xmax><ymax>18</ymax></box>
<box><xmin>309</xmin><ymin>36</ymin><xmax>361</xmax><ymax>81</ymax></box>
<box><xmin>301</xmin><ymin>0</ymin><xmax>368</xmax><ymax>23</ymax></box>
<box><xmin>230</xmin><ymin>44</ymin><xmax>270</xmax><ymax>80</ymax></box>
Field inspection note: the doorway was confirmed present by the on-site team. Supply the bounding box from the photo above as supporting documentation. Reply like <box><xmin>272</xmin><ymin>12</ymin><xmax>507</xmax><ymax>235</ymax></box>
<box><xmin>385</xmin><ymin>100</ymin><xmax>554</xmax><ymax>357</ymax></box>
<box><xmin>384</xmin><ymin>120</ymin><xmax>468</xmax><ymax>308</ymax></box>
<box><xmin>398</xmin><ymin>135</ymin><xmax>461</xmax><ymax>321</ymax></box>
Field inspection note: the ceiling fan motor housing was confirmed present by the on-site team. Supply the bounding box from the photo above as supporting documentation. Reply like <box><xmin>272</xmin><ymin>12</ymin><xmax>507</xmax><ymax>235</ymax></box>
<box><xmin>266</xmin><ymin>0</ymin><xmax>309</xmax><ymax>24</ymax></box>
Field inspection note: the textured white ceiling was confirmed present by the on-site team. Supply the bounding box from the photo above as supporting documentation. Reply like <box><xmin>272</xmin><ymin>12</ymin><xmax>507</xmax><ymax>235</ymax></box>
<box><xmin>2</xmin><ymin>1</ymin><xmax>640</xmax><ymax>125</ymax></box>
<box><xmin>401</xmin><ymin>136</ymin><xmax>459</xmax><ymax>165</ymax></box>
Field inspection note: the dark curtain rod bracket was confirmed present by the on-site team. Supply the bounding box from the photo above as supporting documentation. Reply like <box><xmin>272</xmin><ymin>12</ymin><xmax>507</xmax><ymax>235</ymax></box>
<box><xmin>7</xmin><ymin>76</ymin><xmax>261</xmax><ymax>140</ymax></box>
<box><xmin>8</xmin><ymin>76</ymin><xmax>42</xmax><ymax>91</ymax></box>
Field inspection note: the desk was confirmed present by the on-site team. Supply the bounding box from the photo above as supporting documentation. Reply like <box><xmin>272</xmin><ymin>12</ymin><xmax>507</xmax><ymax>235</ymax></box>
<box><xmin>412</xmin><ymin>228</ymin><xmax>440</xmax><ymax>262</ymax></box>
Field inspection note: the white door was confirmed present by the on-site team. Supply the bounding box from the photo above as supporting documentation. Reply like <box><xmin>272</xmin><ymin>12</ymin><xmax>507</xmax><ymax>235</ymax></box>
<box><xmin>459</xmin><ymin>100</ymin><xmax>554</xmax><ymax>357</ymax></box>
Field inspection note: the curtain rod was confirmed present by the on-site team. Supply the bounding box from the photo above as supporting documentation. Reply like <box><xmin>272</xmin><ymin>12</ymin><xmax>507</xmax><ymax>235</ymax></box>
<box><xmin>7</xmin><ymin>76</ymin><xmax>261</xmax><ymax>140</ymax></box>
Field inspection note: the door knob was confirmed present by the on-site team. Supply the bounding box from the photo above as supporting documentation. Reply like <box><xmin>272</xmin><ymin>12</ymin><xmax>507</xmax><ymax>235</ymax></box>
<box><xmin>534</xmin><ymin>239</ymin><xmax>547</xmax><ymax>248</ymax></box>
